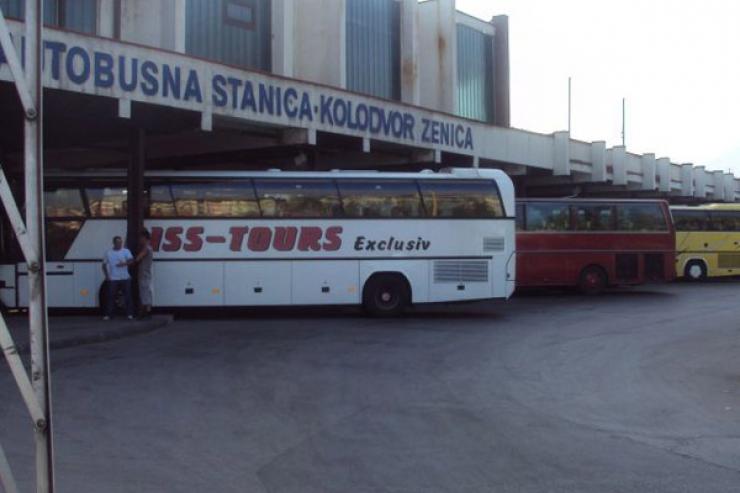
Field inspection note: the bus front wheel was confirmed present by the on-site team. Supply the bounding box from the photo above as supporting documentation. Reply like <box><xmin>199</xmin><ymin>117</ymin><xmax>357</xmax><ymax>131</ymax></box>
<box><xmin>578</xmin><ymin>266</ymin><xmax>608</xmax><ymax>295</ymax></box>
<box><xmin>684</xmin><ymin>260</ymin><xmax>707</xmax><ymax>282</ymax></box>
<box><xmin>363</xmin><ymin>274</ymin><xmax>410</xmax><ymax>317</ymax></box>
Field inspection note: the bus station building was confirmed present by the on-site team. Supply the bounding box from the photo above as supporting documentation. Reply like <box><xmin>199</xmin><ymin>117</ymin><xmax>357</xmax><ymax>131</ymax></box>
<box><xmin>1</xmin><ymin>0</ymin><xmax>738</xmax><ymax>243</ymax></box>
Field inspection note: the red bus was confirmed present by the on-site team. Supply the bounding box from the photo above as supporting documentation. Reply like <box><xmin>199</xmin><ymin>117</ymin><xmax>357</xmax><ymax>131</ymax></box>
<box><xmin>515</xmin><ymin>199</ymin><xmax>676</xmax><ymax>294</ymax></box>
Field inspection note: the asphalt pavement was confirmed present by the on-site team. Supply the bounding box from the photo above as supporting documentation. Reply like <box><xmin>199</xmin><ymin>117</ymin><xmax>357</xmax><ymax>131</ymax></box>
<box><xmin>0</xmin><ymin>282</ymin><xmax>738</xmax><ymax>492</ymax></box>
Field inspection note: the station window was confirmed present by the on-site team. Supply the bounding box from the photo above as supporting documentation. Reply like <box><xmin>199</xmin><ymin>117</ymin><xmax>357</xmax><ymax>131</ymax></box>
<box><xmin>44</xmin><ymin>188</ymin><xmax>85</xmax><ymax>218</ymax></box>
<box><xmin>86</xmin><ymin>187</ymin><xmax>127</xmax><ymax>218</ymax></box>
<box><xmin>223</xmin><ymin>0</ymin><xmax>255</xmax><ymax>29</ymax></box>
<box><xmin>338</xmin><ymin>180</ymin><xmax>423</xmax><ymax>218</ymax></box>
<box><xmin>419</xmin><ymin>180</ymin><xmax>504</xmax><ymax>218</ymax></box>
<box><xmin>574</xmin><ymin>204</ymin><xmax>615</xmax><ymax>231</ymax></box>
<box><xmin>0</xmin><ymin>0</ymin><xmax>97</xmax><ymax>34</ymax></box>
<box><xmin>617</xmin><ymin>203</ymin><xmax>667</xmax><ymax>231</ymax></box>
<box><xmin>162</xmin><ymin>182</ymin><xmax>261</xmax><ymax>218</ymax></box>
<box><xmin>524</xmin><ymin>203</ymin><xmax>571</xmax><ymax>231</ymax></box>
<box><xmin>255</xmin><ymin>180</ymin><xmax>342</xmax><ymax>218</ymax></box>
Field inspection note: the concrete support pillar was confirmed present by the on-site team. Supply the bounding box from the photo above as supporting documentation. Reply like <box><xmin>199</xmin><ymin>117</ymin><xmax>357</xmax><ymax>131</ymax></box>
<box><xmin>711</xmin><ymin>171</ymin><xmax>725</xmax><ymax>200</ymax></box>
<box><xmin>173</xmin><ymin>0</ymin><xmax>186</xmax><ymax>53</ymax></box>
<box><xmin>590</xmin><ymin>141</ymin><xmax>606</xmax><ymax>182</ymax></box>
<box><xmin>438</xmin><ymin>0</ymin><xmax>456</xmax><ymax>114</ymax></box>
<box><xmin>120</xmin><ymin>0</ymin><xmax>181</xmax><ymax>50</ymax></box>
<box><xmin>552</xmin><ymin>131</ymin><xmax>570</xmax><ymax>176</ymax></box>
<box><xmin>293</xmin><ymin>0</ymin><xmax>346</xmax><ymax>88</ymax></box>
<box><xmin>127</xmin><ymin>128</ymin><xmax>146</xmax><ymax>252</ymax></box>
<box><xmin>725</xmin><ymin>174</ymin><xmax>738</xmax><ymax>202</ymax></box>
<box><xmin>656</xmin><ymin>157</ymin><xmax>671</xmax><ymax>192</ymax></box>
<box><xmin>97</xmin><ymin>0</ymin><xmax>115</xmax><ymax>37</ymax></box>
<box><xmin>680</xmin><ymin>164</ymin><xmax>694</xmax><ymax>197</ymax></box>
<box><xmin>272</xmin><ymin>0</ymin><xmax>295</xmax><ymax>77</ymax></box>
<box><xmin>611</xmin><ymin>146</ymin><xmax>627</xmax><ymax>186</ymax></box>
<box><xmin>491</xmin><ymin>15</ymin><xmax>510</xmax><ymax>127</ymax></box>
<box><xmin>693</xmin><ymin>166</ymin><xmax>707</xmax><ymax>199</ymax></box>
<box><xmin>641</xmin><ymin>153</ymin><xmax>656</xmax><ymax>190</ymax></box>
<box><xmin>400</xmin><ymin>0</ymin><xmax>420</xmax><ymax>105</ymax></box>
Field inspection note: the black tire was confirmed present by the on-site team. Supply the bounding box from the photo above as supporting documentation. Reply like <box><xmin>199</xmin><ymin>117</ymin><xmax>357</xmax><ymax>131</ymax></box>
<box><xmin>578</xmin><ymin>265</ymin><xmax>608</xmax><ymax>295</ymax></box>
<box><xmin>363</xmin><ymin>274</ymin><xmax>410</xmax><ymax>317</ymax></box>
<box><xmin>684</xmin><ymin>260</ymin><xmax>707</xmax><ymax>282</ymax></box>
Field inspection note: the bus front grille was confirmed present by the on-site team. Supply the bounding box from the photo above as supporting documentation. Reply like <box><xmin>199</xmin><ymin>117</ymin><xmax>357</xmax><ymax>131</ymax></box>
<box><xmin>434</xmin><ymin>260</ymin><xmax>489</xmax><ymax>283</ymax></box>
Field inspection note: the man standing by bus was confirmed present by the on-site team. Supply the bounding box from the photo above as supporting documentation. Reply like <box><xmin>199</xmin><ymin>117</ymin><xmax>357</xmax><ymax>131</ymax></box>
<box><xmin>132</xmin><ymin>229</ymin><xmax>154</xmax><ymax>319</ymax></box>
<box><xmin>102</xmin><ymin>235</ymin><xmax>134</xmax><ymax>320</ymax></box>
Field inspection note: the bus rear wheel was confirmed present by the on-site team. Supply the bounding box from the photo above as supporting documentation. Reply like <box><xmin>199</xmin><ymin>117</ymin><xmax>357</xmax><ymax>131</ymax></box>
<box><xmin>684</xmin><ymin>260</ymin><xmax>707</xmax><ymax>282</ymax></box>
<box><xmin>578</xmin><ymin>266</ymin><xmax>608</xmax><ymax>295</ymax></box>
<box><xmin>363</xmin><ymin>274</ymin><xmax>410</xmax><ymax>317</ymax></box>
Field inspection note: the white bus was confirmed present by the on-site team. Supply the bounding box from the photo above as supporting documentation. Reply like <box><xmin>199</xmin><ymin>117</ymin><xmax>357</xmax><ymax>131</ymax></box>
<box><xmin>0</xmin><ymin>168</ymin><xmax>516</xmax><ymax>316</ymax></box>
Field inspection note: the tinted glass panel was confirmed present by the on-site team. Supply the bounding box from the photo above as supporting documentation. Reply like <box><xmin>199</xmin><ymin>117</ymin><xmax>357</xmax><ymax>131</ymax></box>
<box><xmin>148</xmin><ymin>185</ymin><xmax>177</xmax><ymax>218</ymax></box>
<box><xmin>710</xmin><ymin>211</ymin><xmax>740</xmax><ymax>231</ymax></box>
<box><xmin>46</xmin><ymin>220</ymin><xmax>81</xmax><ymax>261</ymax></box>
<box><xmin>515</xmin><ymin>203</ymin><xmax>525</xmax><ymax>230</ymax></box>
<box><xmin>617</xmin><ymin>203</ymin><xmax>667</xmax><ymax>231</ymax></box>
<box><xmin>339</xmin><ymin>180</ymin><xmax>423</xmax><ymax>218</ymax></box>
<box><xmin>86</xmin><ymin>187</ymin><xmax>127</xmax><ymax>217</ymax></box>
<box><xmin>170</xmin><ymin>182</ymin><xmax>260</xmax><ymax>218</ymax></box>
<box><xmin>419</xmin><ymin>180</ymin><xmax>504</xmax><ymax>218</ymax></box>
<box><xmin>524</xmin><ymin>203</ymin><xmax>570</xmax><ymax>231</ymax></box>
<box><xmin>574</xmin><ymin>204</ymin><xmax>614</xmax><ymax>231</ymax></box>
<box><xmin>45</xmin><ymin>188</ymin><xmax>85</xmax><ymax>218</ymax></box>
<box><xmin>256</xmin><ymin>180</ymin><xmax>341</xmax><ymax>218</ymax></box>
<box><xmin>672</xmin><ymin>210</ymin><xmax>709</xmax><ymax>231</ymax></box>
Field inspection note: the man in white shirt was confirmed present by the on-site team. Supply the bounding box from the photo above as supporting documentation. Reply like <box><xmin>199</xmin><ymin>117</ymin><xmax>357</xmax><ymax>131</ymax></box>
<box><xmin>102</xmin><ymin>236</ymin><xmax>134</xmax><ymax>320</ymax></box>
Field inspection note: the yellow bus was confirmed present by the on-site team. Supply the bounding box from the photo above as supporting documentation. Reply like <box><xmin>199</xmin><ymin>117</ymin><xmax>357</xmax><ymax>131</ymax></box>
<box><xmin>671</xmin><ymin>204</ymin><xmax>740</xmax><ymax>280</ymax></box>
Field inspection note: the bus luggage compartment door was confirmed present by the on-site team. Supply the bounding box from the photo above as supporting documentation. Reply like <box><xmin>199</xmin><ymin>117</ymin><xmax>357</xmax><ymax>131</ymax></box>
<box><xmin>154</xmin><ymin>261</ymin><xmax>224</xmax><ymax>306</ymax></box>
<box><xmin>224</xmin><ymin>262</ymin><xmax>291</xmax><ymax>306</ymax></box>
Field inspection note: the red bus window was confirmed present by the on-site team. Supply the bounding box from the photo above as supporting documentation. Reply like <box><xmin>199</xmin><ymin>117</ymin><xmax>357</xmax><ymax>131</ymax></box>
<box><xmin>574</xmin><ymin>204</ymin><xmax>614</xmax><ymax>231</ymax></box>
<box><xmin>525</xmin><ymin>202</ymin><xmax>570</xmax><ymax>231</ymax></box>
<box><xmin>617</xmin><ymin>203</ymin><xmax>667</xmax><ymax>231</ymax></box>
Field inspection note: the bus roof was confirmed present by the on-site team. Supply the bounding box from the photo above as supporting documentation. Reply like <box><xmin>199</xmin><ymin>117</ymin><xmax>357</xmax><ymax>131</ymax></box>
<box><xmin>43</xmin><ymin>167</ymin><xmax>507</xmax><ymax>181</ymax></box>
<box><xmin>671</xmin><ymin>203</ymin><xmax>740</xmax><ymax>211</ymax></box>
<box><xmin>517</xmin><ymin>198</ymin><xmax>669</xmax><ymax>204</ymax></box>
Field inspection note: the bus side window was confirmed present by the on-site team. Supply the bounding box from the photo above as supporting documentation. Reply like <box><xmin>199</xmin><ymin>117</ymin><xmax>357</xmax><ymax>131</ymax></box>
<box><xmin>617</xmin><ymin>203</ymin><xmax>668</xmax><ymax>231</ymax></box>
<box><xmin>339</xmin><ymin>180</ymin><xmax>423</xmax><ymax>218</ymax></box>
<box><xmin>45</xmin><ymin>188</ymin><xmax>86</xmax><ymax>218</ymax></box>
<box><xmin>525</xmin><ymin>203</ymin><xmax>570</xmax><ymax>231</ymax></box>
<box><xmin>710</xmin><ymin>211</ymin><xmax>740</xmax><ymax>232</ymax></box>
<box><xmin>170</xmin><ymin>182</ymin><xmax>260</xmax><ymax>218</ymax></box>
<box><xmin>574</xmin><ymin>204</ymin><xmax>615</xmax><ymax>231</ymax></box>
<box><xmin>418</xmin><ymin>180</ymin><xmax>504</xmax><ymax>218</ymax></box>
<box><xmin>149</xmin><ymin>185</ymin><xmax>177</xmax><ymax>217</ymax></box>
<box><xmin>672</xmin><ymin>210</ymin><xmax>707</xmax><ymax>231</ymax></box>
<box><xmin>255</xmin><ymin>180</ymin><xmax>341</xmax><ymax>218</ymax></box>
<box><xmin>515</xmin><ymin>203</ymin><xmax>525</xmax><ymax>230</ymax></box>
<box><xmin>86</xmin><ymin>187</ymin><xmax>128</xmax><ymax>217</ymax></box>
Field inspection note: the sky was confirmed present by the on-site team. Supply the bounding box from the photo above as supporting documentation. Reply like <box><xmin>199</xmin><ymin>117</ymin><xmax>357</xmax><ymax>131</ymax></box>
<box><xmin>456</xmin><ymin>0</ymin><xmax>740</xmax><ymax>175</ymax></box>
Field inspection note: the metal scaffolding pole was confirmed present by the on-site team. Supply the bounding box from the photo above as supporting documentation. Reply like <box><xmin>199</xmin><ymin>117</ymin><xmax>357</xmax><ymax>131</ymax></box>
<box><xmin>24</xmin><ymin>0</ymin><xmax>55</xmax><ymax>491</ymax></box>
<box><xmin>0</xmin><ymin>1</ymin><xmax>55</xmax><ymax>491</ymax></box>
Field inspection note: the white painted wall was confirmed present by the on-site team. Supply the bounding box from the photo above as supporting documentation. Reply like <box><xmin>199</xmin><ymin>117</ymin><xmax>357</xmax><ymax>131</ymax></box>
<box><xmin>292</xmin><ymin>0</ymin><xmax>346</xmax><ymax>88</ymax></box>
<box><xmin>120</xmin><ymin>0</ymin><xmax>181</xmax><ymax>51</ymax></box>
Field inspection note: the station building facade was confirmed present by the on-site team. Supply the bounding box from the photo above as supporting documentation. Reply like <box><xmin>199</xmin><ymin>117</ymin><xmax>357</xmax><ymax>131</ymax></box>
<box><xmin>0</xmin><ymin>0</ymin><xmax>738</xmax><ymax>208</ymax></box>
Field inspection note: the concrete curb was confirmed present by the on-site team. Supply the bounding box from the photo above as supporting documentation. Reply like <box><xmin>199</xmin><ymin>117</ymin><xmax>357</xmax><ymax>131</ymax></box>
<box><xmin>15</xmin><ymin>315</ymin><xmax>174</xmax><ymax>355</ymax></box>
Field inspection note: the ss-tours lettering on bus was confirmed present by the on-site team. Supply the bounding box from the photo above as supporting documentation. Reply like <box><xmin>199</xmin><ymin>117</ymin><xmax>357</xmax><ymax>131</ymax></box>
<box><xmin>150</xmin><ymin>226</ymin><xmax>344</xmax><ymax>253</ymax></box>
